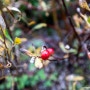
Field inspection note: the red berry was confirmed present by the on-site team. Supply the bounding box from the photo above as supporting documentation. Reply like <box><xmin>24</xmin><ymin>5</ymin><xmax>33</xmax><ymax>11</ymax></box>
<box><xmin>47</xmin><ymin>48</ymin><xmax>54</xmax><ymax>55</ymax></box>
<box><xmin>41</xmin><ymin>50</ymin><xmax>50</xmax><ymax>60</ymax></box>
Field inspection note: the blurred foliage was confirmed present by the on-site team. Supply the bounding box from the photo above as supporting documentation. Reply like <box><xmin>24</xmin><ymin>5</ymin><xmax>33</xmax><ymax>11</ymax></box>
<box><xmin>0</xmin><ymin>0</ymin><xmax>90</xmax><ymax>90</ymax></box>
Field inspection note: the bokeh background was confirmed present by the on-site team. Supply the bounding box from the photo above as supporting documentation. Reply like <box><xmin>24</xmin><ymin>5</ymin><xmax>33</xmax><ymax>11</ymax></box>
<box><xmin>0</xmin><ymin>0</ymin><xmax>90</xmax><ymax>90</ymax></box>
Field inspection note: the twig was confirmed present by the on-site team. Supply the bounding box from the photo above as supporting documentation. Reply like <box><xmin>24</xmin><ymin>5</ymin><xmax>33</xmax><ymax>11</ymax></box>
<box><xmin>1</xmin><ymin>9</ymin><xmax>13</xmax><ymax>39</ymax></box>
<box><xmin>1</xmin><ymin>9</ymin><xmax>19</xmax><ymax>64</ymax></box>
<box><xmin>61</xmin><ymin>0</ymin><xmax>82</xmax><ymax>61</ymax></box>
<box><xmin>61</xmin><ymin>0</ymin><xmax>81</xmax><ymax>43</ymax></box>
<box><xmin>0</xmin><ymin>25</ymin><xmax>10</xmax><ymax>62</ymax></box>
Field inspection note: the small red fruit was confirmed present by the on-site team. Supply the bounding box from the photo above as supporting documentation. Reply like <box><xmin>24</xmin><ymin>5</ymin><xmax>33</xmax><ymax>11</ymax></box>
<box><xmin>41</xmin><ymin>50</ymin><xmax>50</xmax><ymax>60</ymax></box>
<box><xmin>47</xmin><ymin>48</ymin><xmax>54</xmax><ymax>55</ymax></box>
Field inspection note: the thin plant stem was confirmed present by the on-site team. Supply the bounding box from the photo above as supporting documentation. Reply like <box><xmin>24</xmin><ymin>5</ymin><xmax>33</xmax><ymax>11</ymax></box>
<box><xmin>1</xmin><ymin>9</ymin><xmax>13</xmax><ymax>39</ymax></box>
<box><xmin>61</xmin><ymin>0</ymin><xmax>82</xmax><ymax>61</ymax></box>
<box><xmin>61</xmin><ymin>0</ymin><xmax>81</xmax><ymax>43</ymax></box>
<box><xmin>1</xmin><ymin>9</ymin><xmax>19</xmax><ymax>64</ymax></box>
<box><xmin>0</xmin><ymin>25</ymin><xmax>10</xmax><ymax>62</ymax></box>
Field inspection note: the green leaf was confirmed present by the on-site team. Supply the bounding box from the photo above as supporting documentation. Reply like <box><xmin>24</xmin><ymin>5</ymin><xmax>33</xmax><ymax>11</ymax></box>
<box><xmin>87</xmin><ymin>17</ymin><xmax>90</xmax><ymax>23</ymax></box>
<box><xmin>79</xmin><ymin>53</ymin><xmax>84</xmax><ymax>57</ymax></box>
<box><xmin>19</xmin><ymin>5</ymin><xmax>27</xmax><ymax>12</ymax></box>
<box><xmin>4</xmin><ymin>29</ymin><xmax>13</xmax><ymax>42</ymax></box>
<box><xmin>30</xmin><ymin>39</ymin><xmax>45</xmax><ymax>47</ymax></box>
<box><xmin>6</xmin><ymin>82</ymin><xmax>12</xmax><ymax>89</ymax></box>
<box><xmin>6</xmin><ymin>76</ymin><xmax>13</xmax><ymax>81</ymax></box>
<box><xmin>28</xmin><ymin>0</ymin><xmax>38</xmax><ymax>6</ymax></box>
<box><xmin>69</xmin><ymin>48</ymin><xmax>77</xmax><ymax>54</ymax></box>
<box><xmin>0</xmin><ymin>85</ymin><xmax>4</xmax><ymax>89</ymax></box>
<box><xmin>34</xmin><ymin>75</ymin><xmax>39</xmax><ymax>81</ymax></box>
<box><xmin>14</xmin><ymin>29</ymin><xmax>22</xmax><ymax>37</ymax></box>
<box><xmin>21</xmin><ymin>75</ymin><xmax>28</xmax><ymax>82</ymax></box>
<box><xmin>20</xmin><ymin>53</ymin><xmax>29</xmax><ymax>61</ymax></box>
<box><xmin>7</xmin><ymin>6</ymin><xmax>22</xmax><ymax>21</ymax></box>
<box><xmin>59</xmin><ymin>42</ymin><xmax>69</xmax><ymax>53</ymax></box>
<box><xmin>17</xmin><ymin>75</ymin><xmax>28</xmax><ymax>89</ymax></box>
<box><xmin>44</xmin><ymin>80</ymin><xmax>52</xmax><ymax>87</ymax></box>
<box><xmin>37</xmin><ymin>69</ymin><xmax>46</xmax><ymax>80</ymax></box>
<box><xmin>14</xmin><ymin>77</ymin><xmax>17</xmax><ymax>82</ymax></box>
<box><xmin>28</xmin><ymin>63</ymin><xmax>35</xmax><ymax>71</ymax></box>
<box><xmin>6</xmin><ymin>76</ymin><xmax>13</xmax><ymax>89</ymax></box>
<box><xmin>30</xmin><ymin>77</ymin><xmax>38</xmax><ymax>86</ymax></box>
<box><xmin>73</xmin><ymin>39</ymin><xmax>79</xmax><ymax>49</ymax></box>
<box><xmin>18</xmin><ymin>82</ymin><xmax>24</xmax><ymax>90</ymax></box>
<box><xmin>49</xmin><ymin>72</ymin><xmax>57</xmax><ymax>81</ymax></box>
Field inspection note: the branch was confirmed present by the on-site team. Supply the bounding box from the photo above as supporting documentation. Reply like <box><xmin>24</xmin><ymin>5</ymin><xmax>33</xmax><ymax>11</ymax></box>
<box><xmin>61</xmin><ymin>0</ymin><xmax>82</xmax><ymax>61</ymax></box>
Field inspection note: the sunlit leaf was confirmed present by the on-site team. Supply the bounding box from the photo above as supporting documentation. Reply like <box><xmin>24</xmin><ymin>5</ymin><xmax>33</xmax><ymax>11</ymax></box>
<box><xmin>35</xmin><ymin>47</ymin><xmax>41</xmax><ymax>55</ymax></box>
<box><xmin>0</xmin><ymin>35</ymin><xmax>4</xmax><ymax>42</ymax></box>
<box><xmin>43</xmin><ymin>60</ymin><xmax>50</xmax><ymax>66</ymax></box>
<box><xmin>32</xmin><ymin>23</ymin><xmax>47</xmax><ymax>30</ymax></box>
<box><xmin>35</xmin><ymin>58</ymin><xmax>43</xmax><ymax>69</ymax></box>
<box><xmin>4</xmin><ymin>29</ymin><xmax>13</xmax><ymax>42</ymax></box>
<box><xmin>79</xmin><ymin>0</ymin><xmax>90</xmax><ymax>11</ymax></box>
<box><xmin>39</xmin><ymin>0</ymin><xmax>47</xmax><ymax>11</ymax></box>
<box><xmin>28</xmin><ymin>21</ymin><xmax>36</xmax><ymax>26</ymax></box>
<box><xmin>69</xmin><ymin>48</ymin><xmax>77</xmax><ymax>54</ymax></box>
<box><xmin>7</xmin><ymin>6</ymin><xmax>21</xmax><ymax>14</ymax></box>
<box><xmin>59</xmin><ymin>42</ymin><xmax>69</xmax><ymax>53</ymax></box>
<box><xmin>0</xmin><ymin>47</ymin><xmax>4</xmax><ymax>53</ymax></box>
<box><xmin>87</xmin><ymin>17</ymin><xmax>90</xmax><ymax>23</ymax></box>
<box><xmin>3</xmin><ymin>0</ymin><xmax>11</xmax><ymax>5</ymax></box>
<box><xmin>79</xmin><ymin>52</ymin><xmax>84</xmax><ymax>57</ymax></box>
<box><xmin>3</xmin><ymin>6</ymin><xmax>22</xmax><ymax>21</ymax></box>
<box><xmin>20</xmin><ymin>48</ymin><xmax>34</xmax><ymax>57</ymax></box>
<box><xmin>59</xmin><ymin>42</ymin><xmax>77</xmax><ymax>54</ymax></box>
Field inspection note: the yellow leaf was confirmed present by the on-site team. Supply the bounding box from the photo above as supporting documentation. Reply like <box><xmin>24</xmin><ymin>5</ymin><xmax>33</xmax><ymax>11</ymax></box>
<box><xmin>20</xmin><ymin>48</ymin><xmax>34</xmax><ymax>57</ymax></box>
<box><xmin>79</xmin><ymin>0</ymin><xmax>90</xmax><ymax>11</ymax></box>
<box><xmin>43</xmin><ymin>60</ymin><xmax>50</xmax><ymax>66</ymax></box>
<box><xmin>32</xmin><ymin>23</ymin><xmax>47</xmax><ymax>30</ymax></box>
<box><xmin>3</xmin><ymin>0</ymin><xmax>11</xmax><ymax>5</ymax></box>
<box><xmin>35</xmin><ymin>47</ymin><xmax>41</xmax><ymax>55</ymax></box>
<box><xmin>28</xmin><ymin>21</ymin><xmax>36</xmax><ymax>26</ymax></box>
<box><xmin>0</xmin><ymin>47</ymin><xmax>4</xmax><ymax>53</ymax></box>
<box><xmin>35</xmin><ymin>58</ymin><xmax>43</xmax><ymax>69</ymax></box>
<box><xmin>0</xmin><ymin>35</ymin><xmax>4</xmax><ymax>42</ymax></box>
